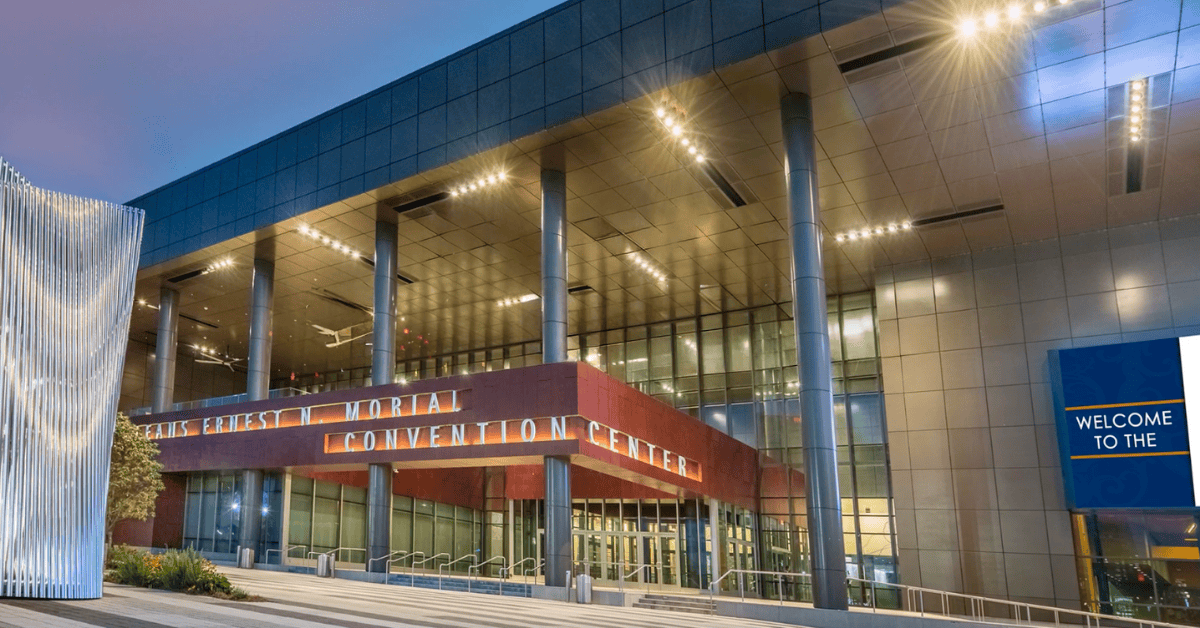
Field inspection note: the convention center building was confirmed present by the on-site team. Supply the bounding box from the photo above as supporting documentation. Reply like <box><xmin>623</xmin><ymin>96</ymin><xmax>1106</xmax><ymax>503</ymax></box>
<box><xmin>114</xmin><ymin>0</ymin><xmax>1200</xmax><ymax>621</ymax></box>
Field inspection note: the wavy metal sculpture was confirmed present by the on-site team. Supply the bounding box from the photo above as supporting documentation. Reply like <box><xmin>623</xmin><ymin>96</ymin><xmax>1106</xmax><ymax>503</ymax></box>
<box><xmin>0</xmin><ymin>157</ymin><xmax>144</xmax><ymax>598</ymax></box>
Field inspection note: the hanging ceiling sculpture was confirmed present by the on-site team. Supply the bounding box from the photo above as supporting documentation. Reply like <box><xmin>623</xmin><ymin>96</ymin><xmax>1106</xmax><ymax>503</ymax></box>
<box><xmin>0</xmin><ymin>157</ymin><xmax>144</xmax><ymax>598</ymax></box>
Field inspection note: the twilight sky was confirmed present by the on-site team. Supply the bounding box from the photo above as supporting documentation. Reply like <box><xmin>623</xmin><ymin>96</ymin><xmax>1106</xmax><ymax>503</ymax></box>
<box><xmin>0</xmin><ymin>0</ymin><xmax>561</xmax><ymax>204</ymax></box>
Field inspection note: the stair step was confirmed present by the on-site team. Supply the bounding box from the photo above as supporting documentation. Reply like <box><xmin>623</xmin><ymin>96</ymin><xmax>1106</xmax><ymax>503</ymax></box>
<box><xmin>632</xmin><ymin>594</ymin><xmax>716</xmax><ymax>615</ymax></box>
<box><xmin>383</xmin><ymin>574</ymin><xmax>530</xmax><ymax>598</ymax></box>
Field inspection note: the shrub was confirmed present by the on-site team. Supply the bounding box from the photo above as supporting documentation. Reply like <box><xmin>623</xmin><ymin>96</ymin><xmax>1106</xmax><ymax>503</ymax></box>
<box><xmin>106</xmin><ymin>544</ymin><xmax>139</xmax><ymax>570</ymax></box>
<box><xmin>105</xmin><ymin>547</ymin><xmax>257</xmax><ymax>599</ymax></box>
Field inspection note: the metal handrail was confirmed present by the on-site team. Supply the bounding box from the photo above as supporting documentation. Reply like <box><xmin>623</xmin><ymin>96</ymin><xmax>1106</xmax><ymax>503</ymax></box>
<box><xmin>709</xmin><ymin>568</ymin><xmax>811</xmax><ymax>604</ymax></box>
<box><xmin>411</xmin><ymin>552</ymin><xmax>450</xmax><ymax>575</ymax></box>
<box><xmin>523</xmin><ymin>559</ymin><xmax>544</xmax><ymax>586</ymax></box>
<box><xmin>367</xmin><ymin>549</ymin><xmax>409</xmax><ymax>572</ymax></box>
<box><xmin>847</xmin><ymin>576</ymin><xmax>1193</xmax><ymax>628</ymax></box>
<box><xmin>438</xmin><ymin>554</ymin><xmax>478</xmax><ymax>590</ymax></box>
<box><xmin>264</xmin><ymin>544</ymin><xmax>307</xmax><ymax>564</ymax></box>
<box><xmin>391</xmin><ymin>550</ymin><xmax>423</xmax><ymax>570</ymax></box>
<box><xmin>501</xmin><ymin>557</ymin><xmax>539</xmax><ymax>581</ymax></box>
<box><xmin>468</xmin><ymin>555</ymin><xmax>506</xmax><ymax>594</ymax></box>
<box><xmin>305</xmin><ymin>546</ymin><xmax>367</xmax><ymax>563</ymax></box>
<box><xmin>499</xmin><ymin>558</ymin><xmax>545</xmax><ymax>586</ymax></box>
<box><xmin>620</xmin><ymin>563</ymin><xmax>661</xmax><ymax>592</ymax></box>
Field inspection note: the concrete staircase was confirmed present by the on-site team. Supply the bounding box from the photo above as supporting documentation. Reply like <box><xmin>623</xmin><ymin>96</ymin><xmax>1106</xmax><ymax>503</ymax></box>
<box><xmin>385</xmin><ymin>573</ymin><xmax>531</xmax><ymax>598</ymax></box>
<box><xmin>632</xmin><ymin>593</ymin><xmax>716</xmax><ymax>615</ymax></box>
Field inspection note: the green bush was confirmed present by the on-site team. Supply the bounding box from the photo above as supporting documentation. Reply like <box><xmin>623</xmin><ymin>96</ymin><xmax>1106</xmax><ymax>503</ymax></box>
<box><xmin>106</xmin><ymin>544</ymin><xmax>139</xmax><ymax>570</ymax></box>
<box><xmin>105</xmin><ymin>547</ymin><xmax>255</xmax><ymax>600</ymax></box>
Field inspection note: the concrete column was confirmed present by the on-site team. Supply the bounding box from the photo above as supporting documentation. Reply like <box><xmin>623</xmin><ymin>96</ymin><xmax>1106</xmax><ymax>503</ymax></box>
<box><xmin>541</xmin><ymin>168</ymin><xmax>568</xmax><ymax>364</ymax></box>
<box><xmin>367</xmin><ymin>219</ymin><xmax>399</xmax><ymax>573</ymax></box>
<box><xmin>544</xmin><ymin>455</ymin><xmax>571</xmax><ymax>587</ymax></box>
<box><xmin>708</xmin><ymin>498</ymin><xmax>721</xmax><ymax>591</ymax></box>
<box><xmin>540</xmin><ymin>166</ymin><xmax>572</xmax><ymax>588</ymax></box>
<box><xmin>782</xmin><ymin>92</ymin><xmax>847</xmax><ymax>610</ymax></box>
<box><xmin>246</xmin><ymin>258</ymin><xmax>274</xmax><ymax>401</ymax></box>
<box><xmin>150</xmin><ymin>287</ymin><xmax>179</xmax><ymax>413</ymax></box>
<box><xmin>239</xmin><ymin>469</ymin><xmax>263</xmax><ymax>561</ymax></box>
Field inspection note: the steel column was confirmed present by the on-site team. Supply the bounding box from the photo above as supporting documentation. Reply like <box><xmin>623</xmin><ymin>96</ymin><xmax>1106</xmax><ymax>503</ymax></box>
<box><xmin>239</xmin><ymin>469</ymin><xmax>263</xmax><ymax>562</ymax></box>
<box><xmin>540</xmin><ymin>168</ymin><xmax>568</xmax><ymax>364</ymax></box>
<box><xmin>151</xmin><ymin>287</ymin><xmax>179</xmax><ymax>413</ymax></box>
<box><xmin>366</xmin><ymin>463</ymin><xmax>391</xmax><ymax>572</ymax></box>
<box><xmin>367</xmin><ymin>219</ymin><xmax>398</xmax><ymax>572</ymax></box>
<box><xmin>372</xmin><ymin>219</ymin><xmax>398</xmax><ymax>387</ymax></box>
<box><xmin>246</xmin><ymin>258</ymin><xmax>274</xmax><ymax>401</ymax></box>
<box><xmin>540</xmin><ymin>167</ymin><xmax>571</xmax><ymax>588</ymax></box>
<box><xmin>781</xmin><ymin>92</ymin><xmax>847</xmax><ymax>610</ymax></box>
<box><xmin>544</xmin><ymin>455</ymin><xmax>572</xmax><ymax>587</ymax></box>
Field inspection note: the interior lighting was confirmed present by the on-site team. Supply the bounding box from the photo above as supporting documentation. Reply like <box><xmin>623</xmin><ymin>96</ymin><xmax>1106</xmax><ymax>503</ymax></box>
<box><xmin>450</xmin><ymin>170</ymin><xmax>507</xmax><ymax>197</ymax></box>
<box><xmin>983</xmin><ymin>11</ymin><xmax>1000</xmax><ymax>28</ymax></box>
<box><xmin>297</xmin><ymin>224</ymin><xmax>363</xmax><ymax>258</ymax></box>
<box><xmin>628</xmin><ymin>252</ymin><xmax>668</xmax><ymax>283</ymax></box>
<box><xmin>834</xmin><ymin>221</ymin><xmax>912</xmax><ymax>244</ymax></box>
<box><xmin>1033</xmin><ymin>1</ymin><xmax>1046</xmax><ymax>10</ymax></box>
<box><xmin>203</xmin><ymin>258</ymin><xmax>235</xmax><ymax>274</ymax></box>
<box><xmin>1128</xmin><ymin>79</ymin><xmax>1149</xmax><ymax>143</ymax></box>
<box><xmin>958</xmin><ymin>18</ymin><xmax>978</xmax><ymax>37</ymax></box>
<box><xmin>652</xmin><ymin>100</ymin><xmax>712</xmax><ymax>170</ymax></box>
<box><xmin>1006</xmin><ymin>4</ymin><xmax>1022</xmax><ymax>20</ymax></box>
<box><xmin>497</xmin><ymin>293</ymin><xmax>539</xmax><ymax>307</ymax></box>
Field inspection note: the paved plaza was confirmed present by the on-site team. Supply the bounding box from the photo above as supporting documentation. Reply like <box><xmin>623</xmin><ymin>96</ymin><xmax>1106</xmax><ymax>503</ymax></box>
<box><xmin>0</xmin><ymin>568</ymin><xmax>798</xmax><ymax>628</ymax></box>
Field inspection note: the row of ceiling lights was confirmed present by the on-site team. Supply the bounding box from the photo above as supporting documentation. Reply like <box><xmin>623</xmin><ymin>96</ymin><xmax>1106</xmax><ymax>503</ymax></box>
<box><xmin>957</xmin><ymin>0</ymin><xmax>1070</xmax><ymax>37</ymax></box>
<box><xmin>449</xmin><ymin>171</ymin><xmax>508</xmax><ymax>197</ymax></box>
<box><xmin>1129</xmin><ymin>79</ymin><xmax>1148</xmax><ymax>142</ymax></box>
<box><xmin>653</xmin><ymin>104</ymin><xmax>707</xmax><ymax>164</ymax></box>
<box><xmin>628</xmin><ymin>252</ymin><xmax>668</xmax><ymax>283</ymax></box>
<box><xmin>497</xmin><ymin>293</ymin><xmax>539</xmax><ymax>307</ymax></box>
<box><xmin>834</xmin><ymin>221</ymin><xmax>913</xmax><ymax>243</ymax></box>
<box><xmin>298</xmin><ymin>224</ymin><xmax>363</xmax><ymax>258</ymax></box>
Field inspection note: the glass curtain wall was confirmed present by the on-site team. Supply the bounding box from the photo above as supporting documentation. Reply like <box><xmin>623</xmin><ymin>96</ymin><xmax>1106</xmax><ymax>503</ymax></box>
<box><xmin>285</xmin><ymin>476</ymin><xmax>482</xmax><ymax>571</ymax></box>
<box><xmin>272</xmin><ymin>294</ymin><xmax>896</xmax><ymax>586</ymax></box>
<box><xmin>1074</xmin><ymin>511</ymin><xmax>1200</xmax><ymax>625</ymax></box>
<box><xmin>182</xmin><ymin>471</ymin><xmax>283</xmax><ymax>560</ymax></box>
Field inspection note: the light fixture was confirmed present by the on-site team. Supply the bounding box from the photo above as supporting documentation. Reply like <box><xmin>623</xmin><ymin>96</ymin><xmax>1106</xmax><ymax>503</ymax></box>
<box><xmin>449</xmin><ymin>171</ymin><xmax>507</xmax><ymax>197</ymax></box>
<box><xmin>956</xmin><ymin>0</ymin><xmax>1072</xmax><ymax>39</ymax></box>
<box><xmin>202</xmin><ymin>258</ymin><xmax>234</xmax><ymax>274</ymax></box>
<box><xmin>298</xmin><ymin>224</ymin><xmax>363</xmax><ymax>259</ymax></box>
<box><xmin>497</xmin><ymin>293</ymin><xmax>539</xmax><ymax>307</ymax></box>
<box><xmin>628</xmin><ymin>252</ymin><xmax>669</xmax><ymax>283</ymax></box>
<box><xmin>1129</xmin><ymin>79</ymin><xmax>1148</xmax><ymax>143</ymax></box>
<box><xmin>653</xmin><ymin>102</ymin><xmax>707</xmax><ymax>166</ymax></box>
<box><xmin>833</xmin><ymin>221</ymin><xmax>912</xmax><ymax>243</ymax></box>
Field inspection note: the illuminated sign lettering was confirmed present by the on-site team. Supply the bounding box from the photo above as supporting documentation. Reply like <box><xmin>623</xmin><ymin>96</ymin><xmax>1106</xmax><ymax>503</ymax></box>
<box><xmin>324</xmin><ymin>415</ymin><xmax>701</xmax><ymax>482</ymax></box>
<box><xmin>141</xmin><ymin>390</ymin><xmax>463</xmax><ymax>441</ymax></box>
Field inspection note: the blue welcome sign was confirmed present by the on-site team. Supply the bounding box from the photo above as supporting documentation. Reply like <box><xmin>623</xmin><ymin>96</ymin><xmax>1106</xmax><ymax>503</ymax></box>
<box><xmin>1050</xmin><ymin>336</ymin><xmax>1200</xmax><ymax>508</ymax></box>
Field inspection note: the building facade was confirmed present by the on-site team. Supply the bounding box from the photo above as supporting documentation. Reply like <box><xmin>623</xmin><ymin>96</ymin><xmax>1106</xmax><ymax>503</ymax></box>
<box><xmin>113</xmin><ymin>0</ymin><xmax>1200</xmax><ymax>622</ymax></box>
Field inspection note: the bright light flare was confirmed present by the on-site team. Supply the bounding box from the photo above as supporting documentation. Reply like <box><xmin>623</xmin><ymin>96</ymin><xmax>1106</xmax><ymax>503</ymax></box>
<box><xmin>958</xmin><ymin>18</ymin><xmax>978</xmax><ymax>37</ymax></box>
<box><xmin>1006</xmin><ymin>4</ymin><xmax>1023</xmax><ymax>20</ymax></box>
<box><xmin>983</xmin><ymin>12</ymin><xmax>1000</xmax><ymax>28</ymax></box>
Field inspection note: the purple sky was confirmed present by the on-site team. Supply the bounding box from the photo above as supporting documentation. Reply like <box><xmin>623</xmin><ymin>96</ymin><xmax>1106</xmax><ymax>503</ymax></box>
<box><xmin>0</xmin><ymin>0</ymin><xmax>561</xmax><ymax>203</ymax></box>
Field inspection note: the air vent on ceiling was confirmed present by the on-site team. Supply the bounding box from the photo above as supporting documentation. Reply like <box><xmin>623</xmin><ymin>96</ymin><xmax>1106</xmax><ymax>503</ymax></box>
<box><xmin>166</xmin><ymin>268</ymin><xmax>207</xmax><ymax>284</ymax></box>
<box><xmin>393</xmin><ymin>192</ymin><xmax>451</xmax><ymax>218</ymax></box>
<box><xmin>700</xmin><ymin>163</ymin><xmax>748</xmax><ymax>207</ymax></box>
<box><xmin>180</xmin><ymin>313</ymin><xmax>219</xmax><ymax>329</ymax></box>
<box><xmin>835</xmin><ymin>29</ymin><xmax>945</xmax><ymax>83</ymax></box>
<box><xmin>912</xmin><ymin>204</ymin><xmax>1004</xmax><ymax>227</ymax></box>
<box><xmin>567</xmin><ymin>284</ymin><xmax>595</xmax><ymax>295</ymax></box>
<box><xmin>314</xmin><ymin>290</ymin><xmax>373</xmax><ymax>315</ymax></box>
<box><xmin>358</xmin><ymin>257</ymin><xmax>417</xmax><ymax>284</ymax></box>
